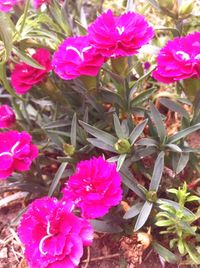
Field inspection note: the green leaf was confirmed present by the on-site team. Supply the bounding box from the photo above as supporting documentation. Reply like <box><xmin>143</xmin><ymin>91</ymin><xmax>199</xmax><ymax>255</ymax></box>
<box><xmin>159</xmin><ymin>98</ymin><xmax>189</xmax><ymax>120</ymax></box>
<box><xmin>172</xmin><ymin>152</ymin><xmax>190</xmax><ymax>174</ymax></box>
<box><xmin>0</xmin><ymin>12</ymin><xmax>13</xmax><ymax>63</ymax></box>
<box><xmin>70</xmin><ymin>113</ymin><xmax>77</xmax><ymax>147</ymax></box>
<box><xmin>136</xmin><ymin>138</ymin><xmax>158</xmax><ymax>147</ymax></box>
<box><xmin>48</xmin><ymin>162</ymin><xmax>68</xmax><ymax>197</ymax></box>
<box><xmin>131</xmin><ymin>87</ymin><xmax>157</xmax><ymax>106</ymax></box>
<box><xmin>79</xmin><ymin>121</ymin><xmax>117</xmax><ymax>146</ymax></box>
<box><xmin>149</xmin><ymin>151</ymin><xmax>164</xmax><ymax>191</ymax></box>
<box><xmin>152</xmin><ymin>242</ymin><xmax>178</xmax><ymax>263</ymax></box>
<box><xmin>184</xmin><ymin>243</ymin><xmax>200</xmax><ymax>264</ymax></box>
<box><xmin>113</xmin><ymin>114</ymin><xmax>124</xmax><ymax>138</ymax></box>
<box><xmin>117</xmin><ymin>154</ymin><xmax>126</xmax><ymax>171</ymax></box>
<box><xmin>123</xmin><ymin>202</ymin><xmax>144</xmax><ymax>219</ymax></box>
<box><xmin>134</xmin><ymin>201</ymin><xmax>153</xmax><ymax>231</ymax></box>
<box><xmin>150</xmin><ymin>102</ymin><xmax>167</xmax><ymax>143</ymax></box>
<box><xmin>155</xmin><ymin>220</ymin><xmax>173</xmax><ymax>227</ymax></box>
<box><xmin>165</xmin><ymin>144</ymin><xmax>182</xmax><ymax>153</ymax></box>
<box><xmin>13</xmin><ymin>47</ymin><xmax>45</xmax><ymax>70</ymax></box>
<box><xmin>129</xmin><ymin>119</ymin><xmax>148</xmax><ymax>146</ymax></box>
<box><xmin>91</xmin><ymin>219</ymin><xmax>123</xmax><ymax>233</ymax></box>
<box><xmin>87</xmin><ymin>138</ymin><xmax>117</xmax><ymax>153</ymax></box>
<box><xmin>186</xmin><ymin>195</ymin><xmax>200</xmax><ymax>202</ymax></box>
<box><xmin>168</xmin><ymin>123</ymin><xmax>200</xmax><ymax>143</ymax></box>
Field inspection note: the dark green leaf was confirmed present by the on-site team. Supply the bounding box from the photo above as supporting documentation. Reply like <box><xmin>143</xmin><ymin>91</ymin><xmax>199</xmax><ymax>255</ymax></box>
<box><xmin>123</xmin><ymin>202</ymin><xmax>144</xmax><ymax>219</ymax></box>
<box><xmin>129</xmin><ymin>119</ymin><xmax>148</xmax><ymax>145</ymax></box>
<box><xmin>149</xmin><ymin>151</ymin><xmax>164</xmax><ymax>191</ymax></box>
<box><xmin>134</xmin><ymin>201</ymin><xmax>153</xmax><ymax>231</ymax></box>
<box><xmin>184</xmin><ymin>243</ymin><xmax>200</xmax><ymax>264</ymax></box>
<box><xmin>168</xmin><ymin>123</ymin><xmax>200</xmax><ymax>143</ymax></box>
<box><xmin>117</xmin><ymin>154</ymin><xmax>126</xmax><ymax>171</ymax></box>
<box><xmin>87</xmin><ymin>138</ymin><xmax>116</xmax><ymax>153</ymax></box>
<box><xmin>136</xmin><ymin>138</ymin><xmax>158</xmax><ymax>147</ymax></box>
<box><xmin>165</xmin><ymin>144</ymin><xmax>182</xmax><ymax>153</ymax></box>
<box><xmin>160</xmin><ymin>98</ymin><xmax>189</xmax><ymax>120</ymax></box>
<box><xmin>70</xmin><ymin>113</ymin><xmax>77</xmax><ymax>147</ymax></box>
<box><xmin>91</xmin><ymin>219</ymin><xmax>123</xmax><ymax>233</ymax></box>
<box><xmin>152</xmin><ymin>242</ymin><xmax>178</xmax><ymax>263</ymax></box>
<box><xmin>131</xmin><ymin>88</ymin><xmax>157</xmax><ymax>106</ymax></box>
<box><xmin>113</xmin><ymin>114</ymin><xmax>124</xmax><ymax>138</ymax></box>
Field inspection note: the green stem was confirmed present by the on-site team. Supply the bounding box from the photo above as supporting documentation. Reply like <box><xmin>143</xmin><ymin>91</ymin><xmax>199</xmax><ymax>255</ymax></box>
<box><xmin>19</xmin><ymin>0</ymin><xmax>30</xmax><ymax>35</ymax></box>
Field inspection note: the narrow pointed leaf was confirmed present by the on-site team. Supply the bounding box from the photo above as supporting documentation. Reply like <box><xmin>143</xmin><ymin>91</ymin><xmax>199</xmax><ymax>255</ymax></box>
<box><xmin>149</xmin><ymin>151</ymin><xmax>164</xmax><ymax>191</ymax></box>
<box><xmin>113</xmin><ymin>114</ymin><xmax>124</xmax><ymax>138</ymax></box>
<box><xmin>70</xmin><ymin>113</ymin><xmax>77</xmax><ymax>147</ymax></box>
<box><xmin>160</xmin><ymin>98</ymin><xmax>189</xmax><ymax>120</ymax></box>
<box><xmin>79</xmin><ymin>121</ymin><xmax>117</xmax><ymax>146</ymax></box>
<box><xmin>134</xmin><ymin>201</ymin><xmax>153</xmax><ymax>231</ymax></box>
<box><xmin>91</xmin><ymin>219</ymin><xmax>122</xmax><ymax>233</ymax></box>
<box><xmin>129</xmin><ymin>119</ymin><xmax>148</xmax><ymax>145</ymax></box>
<box><xmin>117</xmin><ymin>154</ymin><xmax>126</xmax><ymax>171</ymax></box>
<box><xmin>123</xmin><ymin>202</ymin><xmax>144</xmax><ymax>219</ymax></box>
<box><xmin>165</xmin><ymin>144</ymin><xmax>182</xmax><ymax>153</ymax></box>
<box><xmin>87</xmin><ymin>138</ymin><xmax>116</xmax><ymax>153</ymax></box>
<box><xmin>168</xmin><ymin>123</ymin><xmax>200</xmax><ymax>143</ymax></box>
<box><xmin>152</xmin><ymin>242</ymin><xmax>178</xmax><ymax>263</ymax></box>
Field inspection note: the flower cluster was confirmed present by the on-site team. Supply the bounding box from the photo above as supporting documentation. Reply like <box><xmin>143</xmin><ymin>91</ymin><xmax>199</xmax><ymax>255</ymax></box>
<box><xmin>18</xmin><ymin>157</ymin><xmax>122</xmax><ymax>267</ymax></box>
<box><xmin>11</xmin><ymin>48</ymin><xmax>52</xmax><ymax>94</ymax></box>
<box><xmin>52</xmin><ymin>10</ymin><xmax>154</xmax><ymax>80</ymax></box>
<box><xmin>0</xmin><ymin>105</ymin><xmax>15</xmax><ymax>128</ymax></box>
<box><xmin>0</xmin><ymin>131</ymin><xmax>38</xmax><ymax>179</ymax></box>
<box><xmin>153</xmin><ymin>32</ymin><xmax>200</xmax><ymax>83</ymax></box>
<box><xmin>62</xmin><ymin>156</ymin><xmax>122</xmax><ymax>218</ymax></box>
<box><xmin>18</xmin><ymin>197</ymin><xmax>93</xmax><ymax>268</ymax></box>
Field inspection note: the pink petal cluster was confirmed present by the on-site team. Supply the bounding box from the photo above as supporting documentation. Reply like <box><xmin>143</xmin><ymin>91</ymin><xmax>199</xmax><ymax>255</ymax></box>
<box><xmin>88</xmin><ymin>10</ymin><xmax>154</xmax><ymax>58</ymax></box>
<box><xmin>153</xmin><ymin>32</ymin><xmax>200</xmax><ymax>83</ymax></box>
<box><xmin>52</xmin><ymin>36</ymin><xmax>105</xmax><ymax>80</ymax></box>
<box><xmin>0</xmin><ymin>0</ymin><xmax>18</xmax><ymax>12</ymax></box>
<box><xmin>0</xmin><ymin>131</ymin><xmax>38</xmax><ymax>179</ymax></box>
<box><xmin>0</xmin><ymin>105</ymin><xmax>16</xmax><ymax>128</ymax></box>
<box><xmin>18</xmin><ymin>197</ymin><xmax>93</xmax><ymax>268</ymax></box>
<box><xmin>31</xmin><ymin>0</ymin><xmax>50</xmax><ymax>9</ymax></box>
<box><xmin>62</xmin><ymin>157</ymin><xmax>122</xmax><ymax>219</ymax></box>
<box><xmin>11</xmin><ymin>48</ymin><xmax>52</xmax><ymax>94</ymax></box>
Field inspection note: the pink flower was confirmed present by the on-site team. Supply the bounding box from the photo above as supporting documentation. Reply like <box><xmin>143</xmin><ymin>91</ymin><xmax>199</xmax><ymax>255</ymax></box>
<box><xmin>0</xmin><ymin>105</ymin><xmax>16</xmax><ymax>128</ymax></box>
<box><xmin>88</xmin><ymin>9</ymin><xmax>154</xmax><ymax>58</ymax></box>
<box><xmin>0</xmin><ymin>131</ymin><xmax>38</xmax><ymax>179</ymax></box>
<box><xmin>62</xmin><ymin>157</ymin><xmax>122</xmax><ymax>219</ymax></box>
<box><xmin>153</xmin><ymin>32</ymin><xmax>200</xmax><ymax>83</ymax></box>
<box><xmin>52</xmin><ymin>36</ymin><xmax>105</xmax><ymax>80</ymax></box>
<box><xmin>0</xmin><ymin>0</ymin><xmax>18</xmax><ymax>12</ymax></box>
<box><xmin>18</xmin><ymin>197</ymin><xmax>93</xmax><ymax>268</ymax></box>
<box><xmin>31</xmin><ymin>0</ymin><xmax>50</xmax><ymax>9</ymax></box>
<box><xmin>11</xmin><ymin>48</ymin><xmax>52</xmax><ymax>94</ymax></box>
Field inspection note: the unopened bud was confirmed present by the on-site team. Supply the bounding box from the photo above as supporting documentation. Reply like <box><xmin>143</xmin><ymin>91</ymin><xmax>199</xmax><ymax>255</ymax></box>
<box><xmin>146</xmin><ymin>191</ymin><xmax>158</xmax><ymax>203</ymax></box>
<box><xmin>63</xmin><ymin>143</ymin><xmax>75</xmax><ymax>156</ymax></box>
<box><xmin>114</xmin><ymin>138</ymin><xmax>131</xmax><ymax>154</ymax></box>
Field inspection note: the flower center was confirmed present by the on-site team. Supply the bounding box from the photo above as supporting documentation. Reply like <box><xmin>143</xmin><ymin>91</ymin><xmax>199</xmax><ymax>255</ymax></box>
<box><xmin>39</xmin><ymin>221</ymin><xmax>54</xmax><ymax>255</ymax></box>
<box><xmin>66</xmin><ymin>46</ymin><xmax>92</xmax><ymax>61</ymax></box>
<box><xmin>176</xmin><ymin>51</ymin><xmax>190</xmax><ymax>61</ymax></box>
<box><xmin>0</xmin><ymin>141</ymin><xmax>20</xmax><ymax>158</ymax></box>
<box><xmin>116</xmin><ymin>26</ymin><xmax>125</xmax><ymax>35</ymax></box>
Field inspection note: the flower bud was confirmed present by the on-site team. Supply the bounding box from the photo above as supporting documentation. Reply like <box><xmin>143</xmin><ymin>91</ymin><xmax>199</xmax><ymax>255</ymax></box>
<box><xmin>63</xmin><ymin>143</ymin><xmax>75</xmax><ymax>156</ymax></box>
<box><xmin>178</xmin><ymin>0</ymin><xmax>194</xmax><ymax>18</ymax></box>
<box><xmin>0</xmin><ymin>105</ymin><xmax>16</xmax><ymax>128</ymax></box>
<box><xmin>145</xmin><ymin>191</ymin><xmax>158</xmax><ymax>203</ymax></box>
<box><xmin>114</xmin><ymin>138</ymin><xmax>131</xmax><ymax>154</ymax></box>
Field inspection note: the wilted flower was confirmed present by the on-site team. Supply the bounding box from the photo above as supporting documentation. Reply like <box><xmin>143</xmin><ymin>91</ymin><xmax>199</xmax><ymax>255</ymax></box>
<box><xmin>63</xmin><ymin>157</ymin><xmax>122</xmax><ymax>219</ymax></box>
<box><xmin>52</xmin><ymin>36</ymin><xmax>105</xmax><ymax>80</ymax></box>
<box><xmin>0</xmin><ymin>105</ymin><xmax>16</xmax><ymax>128</ymax></box>
<box><xmin>0</xmin><ymin>131</ymin><xmax>38</xmax><ymax>179</ymax></box>
<box><xmin>31</xmin><ymin>0</ymin><xmax>50</xmax><ymax>9</ymax></box>
<box><xmin>88</xmin><ymin>9</ymin><xmax>154</xmax><ymax>58</ymax></box>
<box><xmin>18</xmin><ymin>197</ymin><xmax>93</xmax><ymax>268</ymax></box>
<box><xmin>0</xmin><ymin>0</ymin><xmax>18</xmax><ymax>12</ymax></box>
<box><xmin>153</xmin><ymin>32</ymin><xmax>200</xmax><ymax>83</ymax></box>
<box><xmin>11</xmin><ymin>48</ymin><xmax>52</xmax><ymax>94</ymax></box>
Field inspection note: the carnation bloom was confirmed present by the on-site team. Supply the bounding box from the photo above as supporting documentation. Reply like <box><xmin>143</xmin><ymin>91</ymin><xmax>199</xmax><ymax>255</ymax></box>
<box><xmin>0</xmin><ymin>131</ymin><xmax>38</xmax><ymax>179</ymax></box>
<box><xmin>52</xmin><ymin>36</ymin><xmax>105</xmax><ymax>80</ymax></box>
<box><xmin>88</xmin><ymin>9</ymin><xmax>154</xmax><ymax>58</ymax></box>
<box><xmin>0</xmin><ymin>105</ymin><xmax>16</xmax><ymax>128</ymax></box>
<box><xmin>153</xmin><ymin>32</ymin><xmax>200</xmax><ymax>83</ymax></box>
<box><xmin>0</xmin><ymin>0</ymin><xmax>18</xmax><ymax>12</ymax></box>
<box><xmin>18</xmin><ymin>197</ymin><xmax>93</xmax><ymax>268</ymax></box>
<box><xmin>62</xmin><ymin>157</ymin><xmax>122</xmax><ymax>218</ymax></box>
<box><xmin>11</xmin><ymin>48</ymin><xmax>52</xmax><ymax>94</ymax></box>
<box><xmin>31</xmin><ymin>0</ymin><xmax>50</xmax><ymax>9</ymax></box>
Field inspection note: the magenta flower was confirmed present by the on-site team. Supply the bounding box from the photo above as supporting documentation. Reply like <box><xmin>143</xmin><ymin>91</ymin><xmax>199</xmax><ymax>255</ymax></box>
<box><xmin>0</xmin><ymin>0</ymin><xmax>18</xmax><ymax>12</ymax></box>
<box><xmin>11</xmin><ymin>48</ymin><xmax>52</xmax><ymax>94</ymax></box>
<box><xmin>88</xmin><ymin>9</ymin><xmax>154</xmax><ymax>58</ymax></box>
<box><xmin>0</xmin><ymin>131</ymin><xmax>38</xmax><ymax>179</ymax></box>
<box><xmin>52</xmin><ymin>36</ymin><xmax>105</xmax><ymax>80</ymax></box>
<box><xmin>0</xmin><ymin>105</ymin><xmax>16</xmax><ymax>128</ymax></box>
<box><xmin>62</xmin><ymin>157</ymin><xmax>122</xmax><ymax>219</ymax></box>
<box><xmin>31</xmin><ymin>0</ymin><xmax>50</xmax><ymax>9</ymax></box>
<box><xmin>18</xmin><ymin>197</ymin><xmax>93</xmax><ymax>268</ymax></box>
<box><xmin>153</xmin><ymin>32</ymin><xmax>200</xmax><ymax>83</ymax></box>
